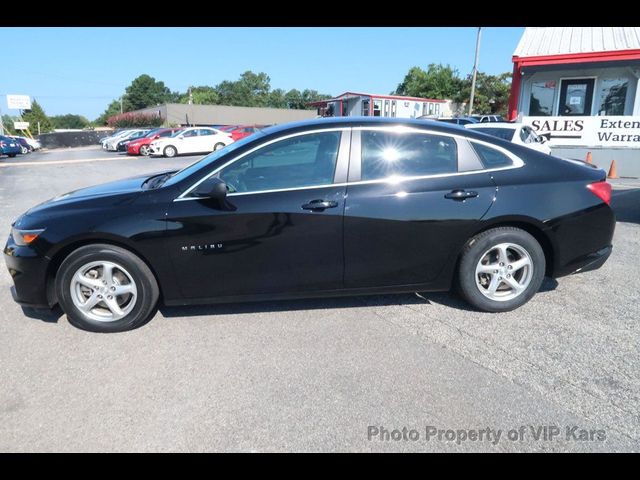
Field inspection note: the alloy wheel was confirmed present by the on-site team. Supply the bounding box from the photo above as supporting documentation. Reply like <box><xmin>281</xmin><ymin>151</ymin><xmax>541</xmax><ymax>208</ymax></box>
<box><xmin>475</xmin><ymin>242</ymin><xmax>533</xmax><ymax>302</ymax></box>
<box><xmin>69</xmin><ymin>261</ymin><xmax>138</xmax><ymax>322</ymax></box>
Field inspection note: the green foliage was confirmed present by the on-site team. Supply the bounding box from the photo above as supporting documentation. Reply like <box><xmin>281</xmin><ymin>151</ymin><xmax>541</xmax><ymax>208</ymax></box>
<box><xmin>394</xmin><ymin>64</ymin><xmax>464</xmax><ymax>100</ymax></box>
<box><xmin>215</xmin><ymin>71</ymin><xmax>272</xmax><ymax>107</ymax></box>
<box><xmin>97</xmin><ymin>71</ymin><xmax>331</xmax><ymax>120</ymax></box>
<box><xmin>1</xmin><ymin>114</ymin><xmax>19</xmax><ymax>135</ymax></box>
<box><xmin>394</xmin><ymin>64</ymin><xmax>512</xmax><ymax>116</ymax></box>
<box><xmin>267</xmin><ymin>88</ymin><xmax>287</xmax><ymax>108</ymax></box>
<box><xmin>177</xmin><ymin>86</ymin><xmax>219</xmax><ymax>105</ymax></box>
<box><xmin>123</xmin><ymin>74</ymin><xmax>175</xmax><ymax>111</ymax></box>
<box><xmin>107</xmin><ymin>112</ymin><xmax>164</xmax><ymax>128</ymax></box>
<box><xmin>455</xmin><ymin>71</ymin><xmax>512</xmax><ymax>116</ymax></box>
<box><xmin>95</xmin><ymin>100</ymin><xmax>122</xmax><ymax>126</ymax></box>
<box><xmin>50</xmin><ymin>114</ymin><xmax>90</xmax><ymax>129</ymax></box>
<box><xmin>22</xmin><ymin>100</ymin><xmax>54</xmax><ymax>134</ymax></box>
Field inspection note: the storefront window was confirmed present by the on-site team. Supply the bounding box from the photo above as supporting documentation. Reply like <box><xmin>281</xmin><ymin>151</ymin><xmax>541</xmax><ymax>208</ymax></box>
<box><xmin>529</xmin><ymin>81</ymin><xmax>556</xmax><ymax>116</ymax></box>
<box><xmin>597</xmin><ymin>78</ymin><xmax>628</xmax><ymax>115</ymax></box>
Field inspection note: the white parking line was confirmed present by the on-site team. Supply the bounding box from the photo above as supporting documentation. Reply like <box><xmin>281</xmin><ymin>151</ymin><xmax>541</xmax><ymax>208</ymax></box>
<box><xmin>0</xmin><ymin>157</ymin><xmax>127</xmax><ymax>168</ymax></box>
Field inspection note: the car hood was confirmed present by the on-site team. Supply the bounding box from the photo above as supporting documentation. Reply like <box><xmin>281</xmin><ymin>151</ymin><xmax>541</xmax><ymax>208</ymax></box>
<box><xmin>24</xmin><ymin>173</ymin><xmax>155</xmax><ymax>216</ymax></box>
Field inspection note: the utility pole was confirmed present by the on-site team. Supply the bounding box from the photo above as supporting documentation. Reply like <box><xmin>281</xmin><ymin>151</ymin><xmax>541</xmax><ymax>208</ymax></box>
<box><xmin>468</xmin><ymin>27</ymin><xmax>483</xmax><ymax>116</ymax></box>
<box><xmin>120</xmin><ymin>96</ymin><xmax>123</xmax><ymax>114</ymax></box>
<box><xmin>188</xmin><ymin>87</ymin><xmax>193</xmax><ymax>105</ymax></box>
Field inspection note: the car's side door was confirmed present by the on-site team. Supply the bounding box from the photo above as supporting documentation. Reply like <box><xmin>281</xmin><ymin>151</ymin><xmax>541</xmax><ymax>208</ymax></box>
<box><xmin>197</xmin><ymin>128</ymin><xmax>217</xmax><ymax>152</ymax></box>
<box><xmin>343</xmin><ymin>126</ymin><xmax>507</xmax><ymax>289</ymax></box>
<box><xmin>177</xmin><ymin>129</ymin><xmax>200</xmax><ymax>154</ymax></box>
<box><xmin>165</xmin><ymin>128</ymin><xmax>351</xmax><ymax>300</ymax></box>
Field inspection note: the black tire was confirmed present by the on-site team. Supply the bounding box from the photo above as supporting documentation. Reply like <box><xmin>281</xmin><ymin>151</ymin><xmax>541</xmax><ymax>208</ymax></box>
<box><xmin>213</xmin><ymin>142</ymin><xmax>225</xmax><ymax>151</ymax></box>
<box><xmin>8</xmin><ymin>154</ymin><xmax>16</xmax><ymax>158</ymax></box>
<box><xmin>456</xmin><ymin>227</ymin><xmax>545</xmax><ymax>312</ymax></box>
<box><xmin>139</xmin><ymin>145</ymin><xmax>150</xmax><ymax>156</ymax></box>
<box><xmin>163</xmin><ymin>145</ymin><xmax>177</xmax><ymax>158</ymax></box>
<box><xmin>55</xmin><ymin>244</ymin><xmax>159</xmax><ymax>333</ymax></box>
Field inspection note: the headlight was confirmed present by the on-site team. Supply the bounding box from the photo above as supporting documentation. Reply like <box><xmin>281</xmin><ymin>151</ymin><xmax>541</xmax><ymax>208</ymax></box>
<box><xmin>11</xmin><ymin>227</ymin><xmax>45</xmax><ymax>246</ymax></box>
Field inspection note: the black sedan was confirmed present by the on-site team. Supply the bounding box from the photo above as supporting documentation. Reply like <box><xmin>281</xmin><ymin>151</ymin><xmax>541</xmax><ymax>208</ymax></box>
<box><xmin>4</xmin><ymin>117</ymin><xmax>615</xmax><ymax>332</ymax></box>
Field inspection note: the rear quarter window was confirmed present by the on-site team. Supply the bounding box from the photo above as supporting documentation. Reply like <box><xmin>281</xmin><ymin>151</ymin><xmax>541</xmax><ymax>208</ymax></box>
<box><xmin>471</xmin><ymin>142</ymin><xmax>514</xmax><ymax>168</ymax></box>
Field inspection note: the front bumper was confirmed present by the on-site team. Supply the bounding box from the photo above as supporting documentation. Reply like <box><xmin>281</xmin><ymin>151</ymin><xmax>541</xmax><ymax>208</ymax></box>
<box><xmin>127</xmin><ymin>144</ymin><xmax>141</xmax><ymax>155</ymax></box>
<box><xmin>4</xmin><ymin>237</ymin><xmax>52</xmax><ymax>308</ymax></box>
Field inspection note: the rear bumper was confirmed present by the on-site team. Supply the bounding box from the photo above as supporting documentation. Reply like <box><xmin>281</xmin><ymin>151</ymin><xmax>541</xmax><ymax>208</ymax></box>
<box><xmin>567</xmin><ymin>245</ymin><xmax>612</xmax><ymax>275</ymax></box>
<box><xmin>4</xmin><ymin>238</ymin><xmax>52</xmax><ymax>308</ymax></box>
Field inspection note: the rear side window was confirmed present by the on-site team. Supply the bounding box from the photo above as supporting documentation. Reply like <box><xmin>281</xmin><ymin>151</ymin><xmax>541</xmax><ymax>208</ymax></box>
<box><xmin>361</xmin><ymin>131</ymin><xmax>458</xmax><ymax>180</ymax></box>
<box><xmin>471</xmin><ymin>142</ymin><xmax>514</xmax><ymax>168</ymax></box>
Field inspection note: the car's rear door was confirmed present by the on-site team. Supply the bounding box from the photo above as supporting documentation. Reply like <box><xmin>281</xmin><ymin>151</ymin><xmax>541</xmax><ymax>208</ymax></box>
<box><xmin>343</xmin><ymin>126</ymin><xmax>500</xmax><ymax>288</ymax></box>
<box><xmin>165</xmin><ymin>127</ymin><xmax>351</xmax><ymax>300</ymax></box>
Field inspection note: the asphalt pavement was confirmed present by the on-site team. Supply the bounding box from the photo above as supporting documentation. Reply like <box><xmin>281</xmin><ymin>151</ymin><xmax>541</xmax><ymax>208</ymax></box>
<box><xmin>0</xmin><ymin>146</ymin><xmax>638</xmax><ymax>452</ymax></box>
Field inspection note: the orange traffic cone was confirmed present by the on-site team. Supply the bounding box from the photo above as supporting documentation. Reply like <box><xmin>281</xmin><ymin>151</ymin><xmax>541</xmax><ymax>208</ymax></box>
<box><xmin>585</xmin><ymin>151</ymin><xmax>592</xmax><ymax>164</ymax></box>
<box><xmin>607</xmin><ymin>160</ymin><xmax>619</xmax><ymax>179</ymax></box>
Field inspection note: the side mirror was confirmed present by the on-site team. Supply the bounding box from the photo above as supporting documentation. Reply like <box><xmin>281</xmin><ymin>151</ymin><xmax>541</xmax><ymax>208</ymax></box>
<box><xmin>191</xmin><ymin>176</ymin><xmax>227</xmax><ymax>200</ymax></box>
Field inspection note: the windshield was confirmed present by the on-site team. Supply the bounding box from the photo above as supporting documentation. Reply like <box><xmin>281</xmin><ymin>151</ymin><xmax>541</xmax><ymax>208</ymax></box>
<box><xmin>170</xmin><ymin>129</ymin><xmax>187</xmax><ymax>138</ymax></box>
<box><xmin>472</xmin><ymin>127</ymin><xmax>515</xmax><ymax>141</ymax></box>
<box><xmin>163</xmin><ymin>130</ymin><xmax>267</xmax><ymax>187</ymax></box>
<box><xmin>144</xmin><ymin>128</ymin><xmax>162</xmax><ymax>138</ymax></box>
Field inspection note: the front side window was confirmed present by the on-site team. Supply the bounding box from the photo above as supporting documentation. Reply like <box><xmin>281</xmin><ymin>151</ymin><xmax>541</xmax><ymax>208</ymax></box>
<box><xmin>529</xmin><ymin>81</ymin><xmax>556</xmax><ymax>116</ymax></box>
<box><xmin>597</xmin><ymin>78</ymin><xmax>629</xmax><ymax>115</ymax></box>
<box><xmin>471</xmin><ymin>142</ymin><xmax>513</xmax><ymax>168</ymax></box>
<box><xmin>360</xmin><ymin>130</ymin><xmax>458</xmax><ymax>181</ymax></box>
<box><xmin>219</xmin><ymin>131</ymin><xmax>341</xmax><ymax>193</ymax></box>
<box><xmin>181</xmin><ymin>129</ymin><xmax>198</xmax><ymax>138</ymax></box>
<box><xmin>199</xmin><ymin>129</ymin><xmax>214</xmax><ymax>136</ymax></box>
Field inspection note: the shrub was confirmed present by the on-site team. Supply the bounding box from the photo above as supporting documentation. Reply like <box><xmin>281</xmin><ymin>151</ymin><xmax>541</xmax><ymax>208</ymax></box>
<box><xmin>107</xmin><ymin>112</ymin><xmax>164</xmax><ymax>128</ymax></box>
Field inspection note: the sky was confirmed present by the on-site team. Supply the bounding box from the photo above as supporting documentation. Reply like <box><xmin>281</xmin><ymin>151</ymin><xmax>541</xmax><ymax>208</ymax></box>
<box><xmin>1</xmin><ymin>27</ymin><xmax>524</xmax><ymax>120</ymax></box>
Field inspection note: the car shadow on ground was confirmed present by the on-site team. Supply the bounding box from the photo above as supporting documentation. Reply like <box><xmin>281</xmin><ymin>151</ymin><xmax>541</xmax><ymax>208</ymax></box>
<box><xmin>19</xmin><ymin>278</ymin><xmax>560</xmax><ymax>325</ymax></box>
<box><xmin>611</xmin><ymin>188</ymin><xmax>640</xmax><ymax>224</ymax></box>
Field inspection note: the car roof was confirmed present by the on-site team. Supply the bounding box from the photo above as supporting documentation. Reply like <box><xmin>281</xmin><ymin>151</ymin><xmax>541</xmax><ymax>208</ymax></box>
<box><xmin>466</xmin><ymin>123</ymin><xmax>518</xmax><ymax>130</ymax></box>
<box><xmin>260</xmin><ymin>116</ymin><xmax>480</xmax><ymax>136</ymax></box>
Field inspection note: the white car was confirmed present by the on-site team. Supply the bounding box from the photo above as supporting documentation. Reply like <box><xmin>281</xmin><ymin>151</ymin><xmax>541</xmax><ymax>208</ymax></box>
<box><xmin>465</xmin><ymin>123</ymin><xmax>552</xmax><ymax>155</ymax></box>
<box><xmin>149</xmin><ymin>127</ymin><xmax>232</xmax><ymax>157</ymax></box>
<box><xmin>101</xmin><ymin>130</ymin><xmax>133</xmax><ymax>150</ymax></box>
<box><xmin>104</xmin><ymin>129</ymin><xmax>149</xmax><ymax>152</ymax></box>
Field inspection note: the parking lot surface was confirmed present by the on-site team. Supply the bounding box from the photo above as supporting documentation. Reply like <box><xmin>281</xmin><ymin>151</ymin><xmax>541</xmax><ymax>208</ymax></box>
<box><xmin>0</xmin><ymin>147</ymin><xmax>638</xmax><ymax>452</ymax></box>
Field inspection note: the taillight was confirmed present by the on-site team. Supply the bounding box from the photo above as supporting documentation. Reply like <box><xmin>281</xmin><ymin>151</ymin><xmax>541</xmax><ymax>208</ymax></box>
<box><xmin>587</xmin><ymin>181</ymin><xmax>612</xmax><ymax>205</ymax></box>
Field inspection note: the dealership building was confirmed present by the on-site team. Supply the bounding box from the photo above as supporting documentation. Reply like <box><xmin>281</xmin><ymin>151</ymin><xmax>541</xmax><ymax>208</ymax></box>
<box><xmin>131</xmin><ymin>103</ymin><xmax>317</xmax><ymax>127</ymax></box>
<box><xmin>508</xmin><ymin>27</ymin><xmax>640</xmax><ymax>176</ymax></box>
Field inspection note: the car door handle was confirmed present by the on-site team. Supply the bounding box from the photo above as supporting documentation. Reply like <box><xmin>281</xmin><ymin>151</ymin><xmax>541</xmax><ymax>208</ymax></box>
<box><xmin>444</xmin><ymin>190</ymin><xmax>479</xmax><ymax>200</ymax></box>
<box><xmin>301</xmin><ymin>200</ymin><xmax>338</xmax><ymax>211</ymax></box>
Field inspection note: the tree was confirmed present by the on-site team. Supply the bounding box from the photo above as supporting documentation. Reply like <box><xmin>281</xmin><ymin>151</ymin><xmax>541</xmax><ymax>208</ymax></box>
<box><xmin>394</xmin><ymin>64</ymin><xmax>463</xmax><ymax>100</ymax></box>
<box><xmin>95</xmin><ymin>100</ymin><xmax>122</xmax><ymax>126</ymax></box>
<box><xmin>455</xmin><ymin>71</ymin><xmax>512</xmax><ymax>116</ymax></box>
<box><xmin>1</xmin><ymin>114</ymin><xmax>18</xmax><ymax>135</ymax></box>
<box><xmin>22</xmin><ymin>100</ymin><xmax>53</xmax><ymax>134</ymax></box>
<box><xmin>177</xmin><ymin>86</ymin><xmax>219</xmax><ymax>105</ymax></box>
<box><xmin>215</xmin><ymin>71</ymin><xmax>272</xmax><ymax>107</ymax></box>
<box><xmin>50</xmin><ymin>114</ymin><xmax>90</xmax><ymax>129</ymax></box>
<box><xmin>267</xmin><ymin>88</ymin><xmax>287</xmax><ymax>108</ymax></box>
<box><xmin>123</xmin><ymin>74</ymin><xmax>174</xmax><ymax>111</ymax></box>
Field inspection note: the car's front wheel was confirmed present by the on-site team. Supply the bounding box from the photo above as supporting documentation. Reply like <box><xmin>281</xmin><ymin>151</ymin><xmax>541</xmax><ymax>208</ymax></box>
<box><xmin>139</xmin><ymin>145</ymin><xmax>150</xmax><ymax>156</ymax></box>
<box><xmin>21</xmin><ymin>146</ymin><xmax>29</xmax><ymax>154</ymax></box>
<box><xmin>55</xmin><ymin>244</ymin><xmax>159</xmax><ymax>332</ymax></box>
<box><xmin>163</xmin><ymin>145</ymin><xmax>177</xmax><ymax>158</ymax></box>
<box><xmin>457</xmin><ymin>227</ymin><xmax>545</xmax><ymax>312</ymax></box>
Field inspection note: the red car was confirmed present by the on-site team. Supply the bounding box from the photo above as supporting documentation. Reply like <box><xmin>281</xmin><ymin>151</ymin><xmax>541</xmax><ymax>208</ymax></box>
<box><xmin>224</xmin><ymin>125</ymin><xmax>264</xmax><ymax>142</ymax></box>
<box><xmin>127</xmin><ymin>128</ymin><xmax>183</xmax><ymax>156</ymax></box>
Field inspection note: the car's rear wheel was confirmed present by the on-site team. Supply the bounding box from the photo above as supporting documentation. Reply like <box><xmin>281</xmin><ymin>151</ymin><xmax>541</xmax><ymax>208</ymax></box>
<box><xmin>55</xmin><ymin>244</ymin><xmax>159</xmax><ymax>332</ymax></box>
<box><xmin>457</xmin><ymin>227</ymin><xmax>545</xmax><ymax>312</ymax></box>
<box><xmin>213</xmin><ymin>142</ymin><xmax>226</xmax><ymax>151</ymax></box>
<box><xmin>163</xmin><ymin>145</ymin><xmax>177</xmax><ymax>158</ymax></box>
<box><xmin>139</xmin><ymin>145</ymin><xmax>150</xmax><ymax>156</ymax></box>
<box><xmin>8</xmin><ymin>154</ymin><xmax>16</xmax><ymax>158</ymax></box>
